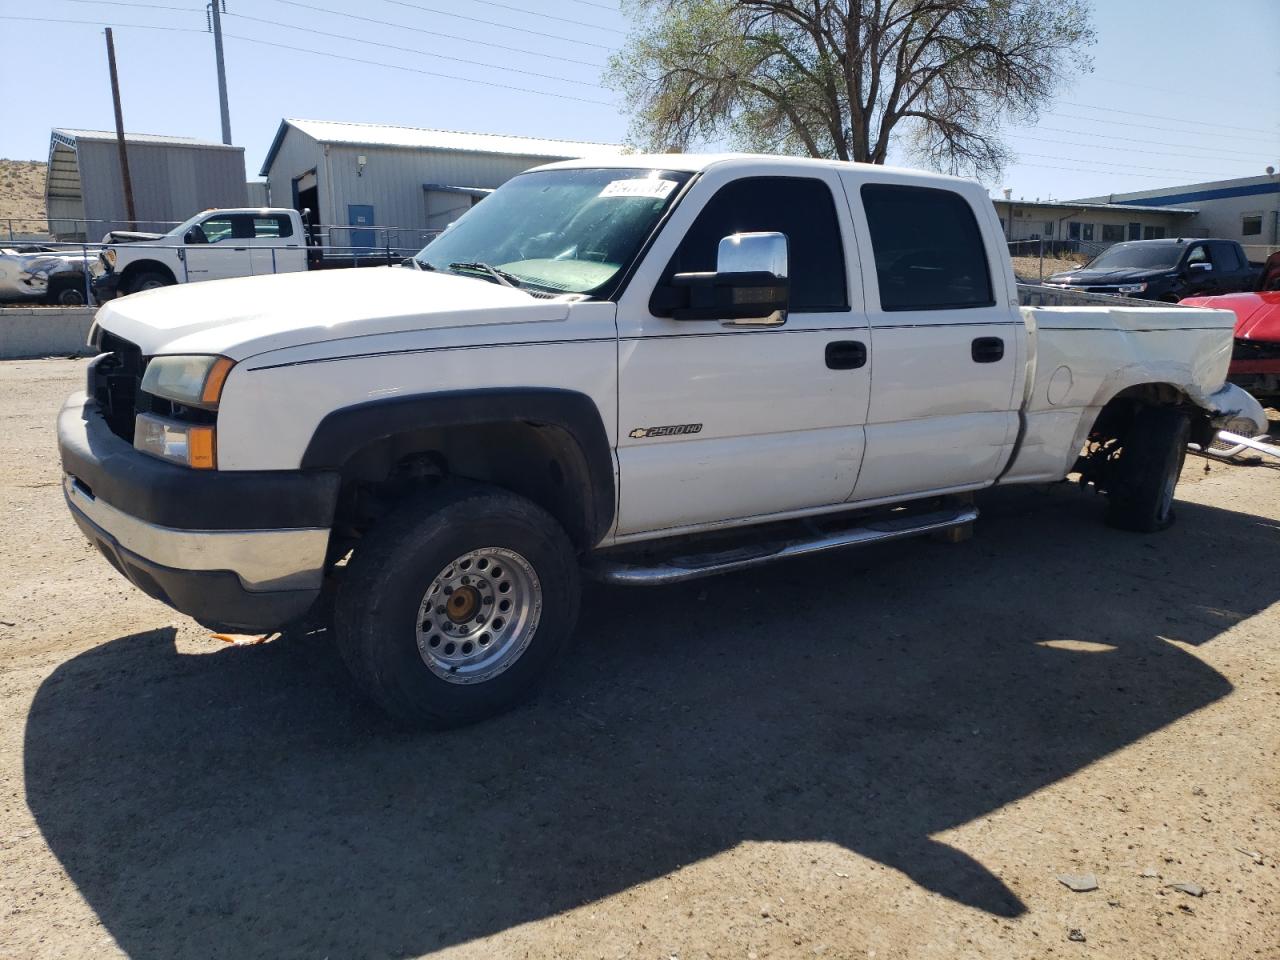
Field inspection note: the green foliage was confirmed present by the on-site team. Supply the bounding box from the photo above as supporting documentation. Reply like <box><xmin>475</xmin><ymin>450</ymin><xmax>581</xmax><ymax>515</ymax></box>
<box><xmin>607</xmin><ymin>0</ymin><xmax>1095</xmax><ymax>179</ymax></box>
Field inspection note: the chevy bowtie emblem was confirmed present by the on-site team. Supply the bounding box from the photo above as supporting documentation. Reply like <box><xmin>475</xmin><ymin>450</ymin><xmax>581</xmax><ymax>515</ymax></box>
<box><xmin>629</xmin><ymin>423</ymin><xmax>703</xmax><ymax>439</ymax></box>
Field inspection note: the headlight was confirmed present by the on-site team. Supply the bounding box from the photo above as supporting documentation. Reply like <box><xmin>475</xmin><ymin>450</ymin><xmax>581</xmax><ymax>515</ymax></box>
<box><xmin>140</xmin><ymin>355</ymin><xmax>234</xmax><ymax>410</ymax></box>
<box><xmin>1117</xmin><ymin>282</ymin><xmax>1148</xmax><ymax>294</ymax></box>
<box><xmin>134</xmin><ymin>413</ymin><xmax>217</xmax><ymax>469</ymax></box>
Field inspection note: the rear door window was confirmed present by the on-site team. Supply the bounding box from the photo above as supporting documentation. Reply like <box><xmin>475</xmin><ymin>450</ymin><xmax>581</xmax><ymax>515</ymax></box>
<box><xmin>860</xmin><ymin>184</ymin><xmax>994</xmax><ymax>311</ymax></box>
<box><xmin>1212</xmin><ymin>241</ymin><xmax>1242</xmax><ymax>271</ymax></box>
<box><xmin>253</xmin><ymin>215</ymin><xmax>293</xmax><ymax>239</ymax></box>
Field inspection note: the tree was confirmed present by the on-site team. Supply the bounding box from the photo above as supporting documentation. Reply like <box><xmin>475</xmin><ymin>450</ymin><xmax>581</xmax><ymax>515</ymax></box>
<box><xmin>606</xmin><ymin>0</ymin><xmax>1095</xmax><ymax>179</ymax></box>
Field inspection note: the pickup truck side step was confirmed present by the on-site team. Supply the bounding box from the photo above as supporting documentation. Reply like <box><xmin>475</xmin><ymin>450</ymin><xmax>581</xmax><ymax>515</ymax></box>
<box><xmin>588</xmin><ymin>506</ymin><xmax>979</xmax><ymax>586</ymax></box>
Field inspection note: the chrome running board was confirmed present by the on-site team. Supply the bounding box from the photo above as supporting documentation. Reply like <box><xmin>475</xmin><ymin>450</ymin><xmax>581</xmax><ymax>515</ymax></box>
<box><xmin>588</xmin><ymin>506</ymin><xmax>979</xmax><ymax>586</ymax></box>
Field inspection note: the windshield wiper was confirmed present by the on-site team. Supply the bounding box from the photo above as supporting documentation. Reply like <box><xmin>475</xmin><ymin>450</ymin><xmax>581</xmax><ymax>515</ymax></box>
<box><xmin>448</xmin><ymin>260</ymin><xmax>522</xmax><ymax>288</ymax></box>
<box><xmin>411</xmin><ymin>258</ymin><xmax>436</xmax><ymax>271</ymax></box>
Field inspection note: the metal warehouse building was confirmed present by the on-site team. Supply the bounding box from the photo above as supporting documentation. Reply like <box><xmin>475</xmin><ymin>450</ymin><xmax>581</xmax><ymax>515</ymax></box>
<box><xmin>45</xmin><ymin>128</ymin><xmax>247</xmax><ymax>241</ymax></box>
<box><xmin>1078</xmin><ymin>173</ymin><xmax>1280</xmax><ymax>255</ymax></box>
<box><xmin>258</xmin><ymin>119</ymin><xmax>624</xmax><ymax>252</ymax></box>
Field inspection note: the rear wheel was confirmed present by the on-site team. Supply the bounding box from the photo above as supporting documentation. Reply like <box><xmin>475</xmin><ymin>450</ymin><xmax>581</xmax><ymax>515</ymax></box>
<box><xmin>1105</xmin><ymin>407</ymin><xmax>1190</xmax><ymax>533</ymax></box>
<box><xmin>334</xmin><ymin>484</ymin><xmax>580</xmax><ymax>728</ymax></box>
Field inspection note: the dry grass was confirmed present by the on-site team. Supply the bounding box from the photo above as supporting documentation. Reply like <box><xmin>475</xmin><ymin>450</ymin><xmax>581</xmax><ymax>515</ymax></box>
<box><xmin>0</xmin><ymin>159</ymin><xmax>48</xmax><ymax>238</ymax></box>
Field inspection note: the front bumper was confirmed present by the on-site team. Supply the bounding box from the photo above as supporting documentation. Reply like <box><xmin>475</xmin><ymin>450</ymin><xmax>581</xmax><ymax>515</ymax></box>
<box><xmin>58</xmin><ymin>392</ymin><xmax>341</xmax><ymax>630</ymax></box>
<box><xmin>92</xmin><ymin>271</ymin><xmax>121</xmax><ymax>303</ymax></box>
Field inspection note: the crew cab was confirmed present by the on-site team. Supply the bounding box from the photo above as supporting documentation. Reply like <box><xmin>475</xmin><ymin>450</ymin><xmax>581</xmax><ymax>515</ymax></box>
<box><xmin>58</xmin><ymin>155</ymin><xmax>1266</xmax><ymax>727</ymax></box>
<box><xmin>94</xmin><ymin>208</ymin><xmax>307</xmax><ymax>300</ymax></box>
<box><xmin>1044</xmin><ymin>237</ymin><xmax>1260</xmax><ymax>301</ymax></box>
<box><xmin>1182</xmin><ymin>250</ymin><xmax>1280</xmax><ymax>402</ymax></box>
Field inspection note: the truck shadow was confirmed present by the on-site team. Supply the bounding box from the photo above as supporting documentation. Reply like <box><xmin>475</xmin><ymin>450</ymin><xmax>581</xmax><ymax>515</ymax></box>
<box><xmin>24</xmin><ymin>484</ymin><xmax>1276</xmax><ymax>958</ymax></box>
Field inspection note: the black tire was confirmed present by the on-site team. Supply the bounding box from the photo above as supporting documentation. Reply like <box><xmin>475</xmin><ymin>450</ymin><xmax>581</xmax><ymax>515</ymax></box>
<box><xmin>46</xmin><ymin>277</ymin><xmax>87</xmax><ymax>306</ymax></box>
<box><xmin>127</xmin><ymin>271</ymin><xmax>173</xmax><ymax>294</ymax></box>
<box><xmin>1105</xmin><ymin>407</ymin><xmax>1190</xmax><ymax>533</ymax></box>
<box><xmin>333</xmin><ymin>484</ymin><xmax>580</xmax><ymax>728</ymax></box>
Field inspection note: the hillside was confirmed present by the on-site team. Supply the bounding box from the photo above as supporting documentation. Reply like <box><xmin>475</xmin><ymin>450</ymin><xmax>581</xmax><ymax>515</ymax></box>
<box><xmin>0</xmin><ymin>159</ymin><xmax>48</xmax><ymax>238</ymax></box>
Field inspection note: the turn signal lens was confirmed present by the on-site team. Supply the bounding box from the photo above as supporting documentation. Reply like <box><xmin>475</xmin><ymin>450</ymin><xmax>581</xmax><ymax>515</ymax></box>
<box><xmin>200</xmin><ymin>357</ymin><xmax>235</xmax><ymax>406</ymax></box>
<box><xmin>134</xmin><ymin>413</ymin><xmax>217</xmax><ymax>469</ymax></box>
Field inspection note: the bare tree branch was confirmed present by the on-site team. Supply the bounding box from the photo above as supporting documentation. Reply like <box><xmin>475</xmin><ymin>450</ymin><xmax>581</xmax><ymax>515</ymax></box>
<box><xmin>606</xmin><ymin>0</ymin><xmax>1095</xmax><ymax>180</ymax></box>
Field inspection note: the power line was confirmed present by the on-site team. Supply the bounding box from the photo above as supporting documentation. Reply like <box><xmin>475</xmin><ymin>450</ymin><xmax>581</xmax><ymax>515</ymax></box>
<box><xmin>439</xmin><ymin>0</ymin><xmax>625</xmax><ymax>33</ymax></box>
<box><xmin>561</xmin><ymin>0</ymin><xmax>621</xmax><ymax>9</ymax></box>
<box><xmin>220</xmin><ymin>30</ymin><xmax>614</xmax><ymax>105</ymax></box>
<box><xmin>1007</xmin><ymin>161</ymin><xmax>1222</xmax><ymax>183</ymax></box>
<box><xmin>0</xmin><ymin>13</ymin><xmax>202</xmax><ymax>33</ymax></box>
<box><xmin>377</xmin><ymin>0</ymin><xmax>616</xmax><ymax>50</ymax></box>
<box><xmin>54</xmin><ymin>0</ymin><xmax>203</xmax><ymax>12</ymax></box>
<box><xmin>0</xmin><ymin>15</ymin><xmax>615</xmax><ymax>106</ymax></box>
<box><xmin>1059</xmin><ymin>100</ymin><xmax>1280</xmax><ymax>139</ymax></box>
<box><xmin>1015</xmin><ymin>125</ymin><xmax>1277</xmax><ymax>162</ymax></box>
<box><xmin>266</xmin><ymin>0</ymin><xmax>606</xmax><ymax>69</ymax></box>
<box><xmin>48</xmin><ymin>0</ymin><xmax>615</xmax><ymax>65</ymax></box>
<box><xmin>1007</xmin><ymin>133</ymin><xmax>1270</xmax><ymax>171</ymax></box>
<box><xmin>1010</xmin><ymin>148</ymin><xmax>1253</xmax><ymax>179</ymax></box>
<box><xmin>1045</xmin><ymin>111</ymin><xmax>1280</xmax><ymax>147</ymax></box>
<box><xmin>225</xmin><ymin>10</ymin><xmax>605</xmax><ymax>88</ymax></box>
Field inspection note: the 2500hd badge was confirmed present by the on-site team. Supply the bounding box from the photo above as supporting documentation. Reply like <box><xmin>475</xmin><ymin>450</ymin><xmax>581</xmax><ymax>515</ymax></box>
<box><xmin>628</xmin><ymin>423</ymin><xmax>704</xmax><ymax>439</ymax></box>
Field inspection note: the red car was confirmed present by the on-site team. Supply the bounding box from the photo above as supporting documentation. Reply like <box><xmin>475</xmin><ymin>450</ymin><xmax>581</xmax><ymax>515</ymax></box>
<box><xmin>1182</xmin><ymin>251</ymin><xmax>1280</xmax><ymax>403</ymax></box>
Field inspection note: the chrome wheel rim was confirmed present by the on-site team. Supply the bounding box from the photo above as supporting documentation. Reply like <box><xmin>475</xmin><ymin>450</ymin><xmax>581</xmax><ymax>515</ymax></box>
<box><xmin>416</xmin><ymin>547</ymin><xmax>541</xmax><ymax>685</ymax></box>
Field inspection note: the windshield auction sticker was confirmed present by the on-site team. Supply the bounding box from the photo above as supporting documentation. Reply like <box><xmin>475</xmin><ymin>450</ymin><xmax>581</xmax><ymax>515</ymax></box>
<box><xmin>598</xmin><ymin>178</ymin><xmax>679</xmax><ymax>200</ymax></box>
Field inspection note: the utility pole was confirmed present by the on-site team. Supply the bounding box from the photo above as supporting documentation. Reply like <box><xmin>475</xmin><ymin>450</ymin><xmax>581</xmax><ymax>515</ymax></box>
<box><xmin>104</xmin><ymin>28</ymin><xmax>137</xmax><ymax>227</ymax></box>
<box><xmin>208</xmin><ymin>0</ymin><xmax>232</xmax><ymax>144</ymax></box>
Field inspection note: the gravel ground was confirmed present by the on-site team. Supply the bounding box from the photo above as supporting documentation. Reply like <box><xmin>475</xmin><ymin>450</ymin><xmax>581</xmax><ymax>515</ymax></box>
<box><xmin>1</xmin><ymin>358</ymin><xmax>1277</xmax><ymax>960</ymax></box>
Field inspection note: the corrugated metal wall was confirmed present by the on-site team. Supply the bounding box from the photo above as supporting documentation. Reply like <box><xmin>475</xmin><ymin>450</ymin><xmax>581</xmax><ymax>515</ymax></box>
<box><xmin>77</xmin><ymin>140</ymin><xmax>247</xmax><ymax>239</ymax></box>
<box><xmin>263</xmin><ymin>126</ymin><xmax>581</xmax><ymax>252</ymax></box>
<box><xmin>262</xmin><ymin>127</ymin><xmax>325</xmax><ymax>240</ymax></box>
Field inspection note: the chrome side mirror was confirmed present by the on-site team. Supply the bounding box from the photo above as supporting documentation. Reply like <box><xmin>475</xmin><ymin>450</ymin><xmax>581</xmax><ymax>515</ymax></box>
<box><xmin>657</xmin><ymin>231</ymin><xmax>791</xmax><ymax>325</ymax></box>
<box><xmin>716</xmin><ymin>231</ymin><xmax>788</xmax><ymax>279</ymax></box>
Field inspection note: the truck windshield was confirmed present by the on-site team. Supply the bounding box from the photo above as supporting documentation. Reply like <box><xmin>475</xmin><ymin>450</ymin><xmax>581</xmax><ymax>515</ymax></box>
<box><xmin>414</xmin><ymin>168</ymin><xmax>692</xmax><ymax>295</ymax></box>
<box><xmin>1086</xmin><ymin>243</ymin><xmax>1182</xmax><ymax>270</ymax></box>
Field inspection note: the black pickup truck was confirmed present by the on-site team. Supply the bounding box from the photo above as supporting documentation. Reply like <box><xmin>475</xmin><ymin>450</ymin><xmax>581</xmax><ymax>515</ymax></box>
<box><xmin>1044</xmin><ymin>238</ymin><xmax>1260</xmax><ymax>302</ymax></box>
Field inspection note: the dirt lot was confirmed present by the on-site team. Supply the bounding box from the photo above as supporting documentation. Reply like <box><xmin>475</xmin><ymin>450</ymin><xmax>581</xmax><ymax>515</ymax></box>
<box><xmin>1</xmin><ymin>358</ymin><xmax>1277</xmax><ymax>960</ymax></box>
<box><xmin>0</xmin><ymin>160</ymin><xmax>47</xmax><ymax>236</ymax></box>
<box><xmin>1011</xmin><ymin>254</ymin><xmax>1088</xmax><ymax>281</ymax></box>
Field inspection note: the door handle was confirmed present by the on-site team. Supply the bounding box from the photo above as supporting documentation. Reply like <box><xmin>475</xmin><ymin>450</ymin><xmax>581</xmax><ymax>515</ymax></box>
<box><xmin>825</xmin><ymin>340</ymin><xmax>867</xmax><ymax>370</ymax></box>
<box><xmin>971</xmin><ymin>337</ymin><xmax>1004</xmax><ymax>363</ymax></box>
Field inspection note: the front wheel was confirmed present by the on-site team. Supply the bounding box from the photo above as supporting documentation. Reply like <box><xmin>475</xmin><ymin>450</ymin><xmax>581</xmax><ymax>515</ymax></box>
<box><xmin>1105</xmin><ymin>407</ymin><xmax>1190</xmax><ymax>533</ymax></box>
<box><xmin>333</xmin><ymin>485</ymin><xmax>580</xmax><ymax>728</ymax></box>
<box><xmin>127</xmin><ymin>271</ymin><xmax>173</xmax><ymax>294</ymax></box>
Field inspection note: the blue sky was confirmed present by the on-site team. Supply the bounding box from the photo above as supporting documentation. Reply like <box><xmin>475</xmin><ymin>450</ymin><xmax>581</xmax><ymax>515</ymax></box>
<box><xmin>1</xmin><ymin>0</ymin><xmax>1277</xmax><ymax>201</ymax></box>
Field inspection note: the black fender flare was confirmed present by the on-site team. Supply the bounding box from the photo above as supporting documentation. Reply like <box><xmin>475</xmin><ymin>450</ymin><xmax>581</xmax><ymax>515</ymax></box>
<box><xmin>300</xmin><ymin>388</ymin><xmax>615</xmax><ymax>545</ymax></box>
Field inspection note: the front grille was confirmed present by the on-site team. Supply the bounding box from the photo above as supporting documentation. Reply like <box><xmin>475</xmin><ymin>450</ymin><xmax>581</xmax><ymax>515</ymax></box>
<box><xmin>92</xmin><ymin>332</ymin><xmax>146</xmax><ymax>441</ymax></box>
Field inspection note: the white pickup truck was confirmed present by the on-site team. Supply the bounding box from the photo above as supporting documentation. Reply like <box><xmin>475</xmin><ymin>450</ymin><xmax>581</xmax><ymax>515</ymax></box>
<box><xmin>94</xmin><ymin>207</ymin><xmax>308</xmax><ymax>299</ymax></box>
<box><xmin>59</xmin><ymin>154</ymin><xmax>1266</xmax><ymax>727</ymax></box>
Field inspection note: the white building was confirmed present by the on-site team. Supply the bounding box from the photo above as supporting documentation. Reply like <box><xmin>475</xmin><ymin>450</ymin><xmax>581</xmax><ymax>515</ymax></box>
<box><xmin>258</xmin><ymin>119</ymin><xmax>624</xmax><ymax>252</ymax></box>
<box><xmin>992</xmin><ymin>197</ymin><xmax>1195</xmax><ymax>248</ymax></box>
<box><xmin>1076</xmin><ymin>173</ymin><xmax>1280</xmax><ymax>257</ymax></box>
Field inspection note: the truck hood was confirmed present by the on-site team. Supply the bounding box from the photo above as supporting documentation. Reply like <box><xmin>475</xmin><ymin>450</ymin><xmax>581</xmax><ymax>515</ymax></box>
<box><xmin>1181</xmin><ymin>291</ymin><xmax>1280</xmax><ymax>342</ymax></box>
<box><xmin>1046</xmin><ymin>266</ymin><xmax>1171</xmax><ymax>285</ymax></box>
<box><xmin>93</xmin><ymin>266</ymin><xmax>570</xmax><ymax>359</ymax></box>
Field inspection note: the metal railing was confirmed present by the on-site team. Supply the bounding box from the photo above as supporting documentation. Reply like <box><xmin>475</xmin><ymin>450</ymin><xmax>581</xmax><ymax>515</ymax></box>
<box><xmin>4</xmin><ymin>213</ymin><xmax>444</xmax><ymax>253</ymax></box>
<box><xmin>1</xmin><ymin>236</ymin><xmax>442</xmax><ymax>308</ymax></box>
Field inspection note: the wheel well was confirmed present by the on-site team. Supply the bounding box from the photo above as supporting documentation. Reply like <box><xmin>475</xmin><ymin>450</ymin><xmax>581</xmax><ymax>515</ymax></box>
<box><xmin>119</xmin><ymin>260</ymin><xmax>176</xmax><ymax>291</ymax></box>
<box><xmin>1087</xmin><ymin>383</ymin><xmax>1212</xmax><ymax>447</ymax></box>
<box><xmin>331</xmin><ymin>420</ymin><xmax>603</xmax><ymax>550</ymax></box>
